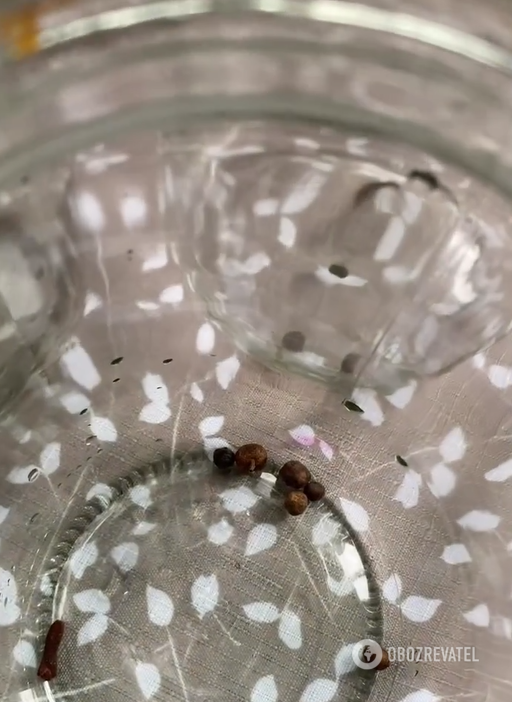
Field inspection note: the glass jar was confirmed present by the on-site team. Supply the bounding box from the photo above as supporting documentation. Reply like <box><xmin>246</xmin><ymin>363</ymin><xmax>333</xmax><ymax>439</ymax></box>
<box><xmin>0</xmin><ymin>6</ymin><xmax>511</xmax><ymax>702</ymax></box>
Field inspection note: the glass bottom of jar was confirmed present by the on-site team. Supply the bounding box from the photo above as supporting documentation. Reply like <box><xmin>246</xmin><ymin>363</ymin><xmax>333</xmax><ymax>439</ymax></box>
<box><xmin>35</xmin><ymin>451</ymin><xmax>383</xmax><ymax>702</ymax></box>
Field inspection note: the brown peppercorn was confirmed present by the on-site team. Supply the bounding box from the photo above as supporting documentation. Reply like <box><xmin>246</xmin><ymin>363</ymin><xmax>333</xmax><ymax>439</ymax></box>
<box><xmin>376</xmin><ymin>648</ymin><xmax>390</xmax><ymax>671</ymax></box>
<box><xmin>279</xmin><ymin>461</ymin><xmax>311</xmax><ymax>490</ymax></box>
<box><xmin>281</xmin><ymin>331</ymin><xmax>305</xmax><ymax>352</ymax></box>
<box><xmin>304</xmin><ymin>481</ymin><xmax>325</xmax><ymax>502</ymax></box>
<box><xmin>284</xmin><ymin>491</ymin><xmax>309</xmax><ymax>516</ymax></box>
<box><xmin>235</xmin><ymin>443</ymin><xmax>268</xmax><ymax>474</ymax></box>
<box><xmin>213</xmin><ymin>447</ymin><xmax>235</xmax><ymax>471</ymax></box>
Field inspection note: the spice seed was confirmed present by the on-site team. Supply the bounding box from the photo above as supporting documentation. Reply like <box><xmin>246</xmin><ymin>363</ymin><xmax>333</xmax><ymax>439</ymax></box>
<box><xmin>235</xmin><ymin>443</ymin><xmax>268</xmax><ymax>474</ymax></box>
<box><xmin>213</xmin><ymin>447</ymin><xmax>235</xmax><ymax>472</ymax></box>
<box><xmin>343</xmin><ymin>399</ymin><xmax>364</xmax><ymax>413</ymax></box>
<box><xmin>376</xmin><ymin>649</ymin><xmax>390</xmax><ymax>671</ymax></box>
<box><xmin>328</xmin><ymin>263</ymin><xmax>349</xmax><ymax>279</ymax></box>
<box><xmin>281</xmin><ymin>331</ymin><xmax>305</xmax><ymax>353</ymax></box>
<box><xmin>284</xmin><ymin>491</ymin><xmax>309</xmax><ymax>516</ymax></box>
<box><xmin>304</xmin><ymin>481</ymin><xmax>325</xmax><ymax>502</ymax></box>
<box><xmin>279</xmin><ymin>461</ymin><xmax>311</xmax><ymax>490</ymax></box>
<box><xmin>110</xmin><ymin>356</ymin><xmax>123</xmax><ymax>366</ymax></box>
<box><xmin>340</xmin><ymin>353</ymin><xmax>361</xmax><ymax>375</ymax></box>
<box><xmin>396</xmin><ymin>455</ymin><xmax>409</xmax><ymax>467</ymax></box>
<box><xmin>407</xmin><ymin>169</ymin><xmax>440</xmax><ymax>190</ymax></box>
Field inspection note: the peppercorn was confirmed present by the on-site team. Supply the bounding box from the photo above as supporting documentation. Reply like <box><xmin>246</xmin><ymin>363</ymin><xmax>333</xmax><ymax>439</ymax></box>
<box><xmin>235</xmin><ymin>443</ymin><xmax>268</xmax><ymax>474</ymax></box>
<box><xmin>284</xmin><ymin>491</ymin><xmax>309</xmax><ymax>516</ymax></box>
<box><xmin>279</xmin><ymin>460</ymin><xmax>311</xmax><ymax>490</ymax></box>
<box><xmin>281</xmin><ymin>331</ymin><xmax>305</xmax><ymax>352</ymax></box>
<box><xmin>304</xmin><ymin>481</ymin><xmax>325</xmax><ymax>502</ymax></box>
<box><xmin>376</xmin><ymin>648</ymin><xmax>390</xmax><ymax>671</ymax></box>
<box><xmin>213</xmin><ymin>447</ymin><xmax>235</xmax><ymax>471</ymax></box>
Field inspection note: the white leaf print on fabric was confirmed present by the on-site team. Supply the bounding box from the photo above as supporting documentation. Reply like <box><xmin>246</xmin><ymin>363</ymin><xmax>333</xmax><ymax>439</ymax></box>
<box><xmin>278</xmin><ymin>217</ymin><xmax>297</xmax><ymax>248</ymax></box>
<box><xmin>136</xmin><ymin>301</ymin><xmax>159</xmax><ymax>312</ymax></box>
<box><xmin>196</xmin><ymin>323</ymin><xmax>215</xmax><ymax>354</ymax></box>
<box><xmin>400</xmin><ymin>596</ymin><xmax>442</xmax><ymax>622</ymax></box>
<box><xmin>139</xmin><ymin>403</ymin><xmax>171</xmax><ymax>424</ymax></box>
<box><xmin>191</xmin><ymin>575</ymin><xmax>219</xmax><ymax>619</ymax></box>
<box><xmin>351</xmin><ymin>389</ymin><xmax>384</xmax><ymax>426</ymax></box>
<box><xmin>245</xmin><ymin>524</ymin><xmax>277</xmax><ymax>556</ymax></box>
<box><xmin>334</xmin><ymin>645</ymin><xmax>357</xmax><ymax>677</ymax></box>
<box><xmin>61</xmin><ymin>338</ymin><xmax>101</xmax><ymax>391</ymax></box>
<box><xmin>485</xmin><ymin>459</ymin><xmax>512</xmax><ymax>482</ymax></box>
<box><xmin>220</xmin><ymin>486</ymin><xmax>259</xmax><ymax>514</ymax></box>
<box><xmin>159</xmin><ymin>285</ymin><xmax>184</xmax><ymax>305</ymax></box>
<box><xmin>142</xmin><ymin>374</ymin><xmax>169</xmax><ymax>405</ymax></box>
<box><xmin>281</xmin><ymin>172</ymin><xmax>326</xmax><ymax>214</ymax></box>
<box><xmin>488</xmin><ymin>364</ymin><xmax>512</xmax><ymax>389</ymax></box>
<box><xmin>199</xmin><ymin>416</ymin><xmax>225</xmax><ymax>438</ymax></box>
<box><xmin>441</xmin><ymin>544</ymin><xmax>472</xmax><ymax>565</ymax></box>
<box><xmin>39</xmin><ymin>443</ymin><xmax>61</xmax><ymax>475</ymax></box>
<box><xmin>130</xmin><ymin>485</ymin><xmax>152</xmax><ymax>509</ymax></box>
<box><xmin>382</xmin><ymin>574</ymin><xmax>402</xmax><ymax>604</ymax></box>
<box><xmin>40</xmin><ymin>573</ymin><xmax>54</xmax><ymax>597</ymax></box>
<box><xmin>60</xmin><ymin>390</ymin><xmax>90</xmax><ymax>414</ymax></box>
<box><xmin>318</xmin><ymin>440</ymin><xmax>334</xmax><ymax>461</ymax></box>
<box><xmin>251</xmin><ymin>675</ymin><xmax>278</xmax><ymax>702</ymax></box>
<box><xmin>457</xmin><ymin>510</ymin><xmax>501</xmax><ymax>531</ymax></box>
<box><xmin>74</xmin><ymin>589</ymin><xmax>111</xmax><ymax>614</ymax></box>
<box><xmin>439</xmin><ymin>427</ymin><xmax>466</xmax><ymax>462</ymax></box>
<box><xmin>207</xmin><ymin>520</ymin><xmax>234</xmax><ymax>546</ymax></box>
<box><xmin>300</xmin><ymin>679</ymin><xmax>338</xmax><ymax>702</ymax></box>
<box><xmin>13</xmin><ymin>640</ymin><xmax>37</xmax><ymax>667</ymax></box>
<box><xmin>278</xmin><ymin>610</ymin><xmax>302</xmax><ymax>650</ymax></box>
<box><xmin>393</xmin><ymin>470</ymin><xmax>422</xmax><ymax>509</ymax></box>
<box><xmin>243</xmin><ymin>602</ymin><xmax>280</xmax><ymax>623</ymax></box>
<box><xmin>190</xmin><ymin>383</ymin><xmax>204</xmax><ymax>403</ymax></box>
<box><xmin>463</xmin><ymin>604</ymin><xmax>490</xmax><ymax>627</ymax></box>
<box><xmin>84</xmin><ymin>291</ymin><xmax>102</xmax><ymax>316</ymax></box>
<box><xmin>70</xmin><ymin>541</ymin><xmax>98</xmax><ymax>580</ymax></box>
<box><xmin>428</xmin><ymin>463</ymin><xmax>456</xmax><ymax>498</ymax></box>
<box><xmin>398</xmin><ymin>692</ymin><xmax>440</xmax><ymax>702</ymax></box>
<box><xmin>132</xmin><ymin>522</ymin><xmax>156</xmax><ymax>536</ymax></box>
<box><xmin>146</xmin><ymin>586</ymin><xmax>174</xmax><ymax>627</ymax></box>
<box><xmin>253</xmin><ymin>199</ymin><xmax>278</xmax><ymax>217</ymax></box>
<box><xmin>86</xmin><ymin>483</ymin><xmax>113</xmax><ymax>503</ymax></box>
<box><xmin>289</xmin><ymin>425</ymin><xmax>315</xmax><ymax>447</ymax></box>
<box><xmin>90</xmin><ymin>416</ymin><xmax>118</xmax><ymax>442</ymax></box>
<box><xmin>135</xmin><ymin>662</ymin><xmax>161</xmax><ymax>700</ymax></box>
<box><xmin>339</xmin><ymin>498</ymin><xmax>369</xmax><ymax>532</ymax></box>
<box><xmin>0</xmin><ymin>506</ymin><xmax>9</xmax><ymax>525</ymax></box>
<box><xmin>0</xmin><ymin>568</ymin><xmax>20</xmax><ymax>626</ymax></box>
<box><xmin>111</xmin><ymin>542</ymin><xmax>139</xmax><ymax>573</ymax></box>
<box><xmin>312</xmin><ymin>517</ymin><xmax>340</xmax><ymax>546</ymax></box>
<box><xmin>215</xmin><ymin>356</ymin><xmax>240</xmax><ymax>390</ymax></box>
<box><xmin>326</xmin><ymin>576</ymin><xmax>353</xmax><ymax>597</ymax></box>
<box><xmin>385</xmin><ymin>381</ymin><xmax>417</xmax><ymax>409</ymax></box>
<box><xmin>77</xmin><ymin>614</ymin><xmax>109</xmax><ymax>646</ymax></box>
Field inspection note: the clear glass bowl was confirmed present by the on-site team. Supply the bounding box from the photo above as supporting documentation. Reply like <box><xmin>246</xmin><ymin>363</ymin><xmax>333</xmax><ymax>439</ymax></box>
<box><xmin>0</xmin><ymin>4</ymin><xmax>511</xmax><ymax>702</ymax></box>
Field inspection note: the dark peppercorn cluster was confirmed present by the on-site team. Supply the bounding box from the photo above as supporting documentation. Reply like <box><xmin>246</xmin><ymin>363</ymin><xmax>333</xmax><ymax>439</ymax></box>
<box><xmin>210</xmin><ymin>444</ymin><xmax>326</xmax><ymax>516</ymax></box>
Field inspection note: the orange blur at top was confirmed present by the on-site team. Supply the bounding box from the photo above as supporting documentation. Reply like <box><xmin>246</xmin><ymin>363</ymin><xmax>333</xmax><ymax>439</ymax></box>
<box><xmin>0</xmin><ymin>0</ymin><xmax>72</xmax><ymax>59</ymax></box>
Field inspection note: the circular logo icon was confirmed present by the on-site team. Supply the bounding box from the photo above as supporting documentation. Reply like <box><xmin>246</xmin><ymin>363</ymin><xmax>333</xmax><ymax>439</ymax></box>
<box><xmin>352</xmin><ymin>639</ymin><xmax>383</xmax><ymax>670</ymax></box>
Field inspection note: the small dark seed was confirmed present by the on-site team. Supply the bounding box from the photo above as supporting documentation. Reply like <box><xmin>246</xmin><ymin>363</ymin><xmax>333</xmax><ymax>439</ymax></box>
<box><xmin>396</xmin><ymin>455</ymin><xmax>408</xmax><ymax>467</ymax></box>
<box><xmin>235</xmin><ymin>443</ymin><xmax>268</xmax><ymax>474</ymax></box>
<box><xmin>282</xmin><ymin>331</ymin><xmax>305</xmax><ymax>353</ymax></box>
<box><xmin>28</xmin><ymin>468</ymin><xmax>39</xmax><ymax>482</ymax></box>
<box><xmin>279</xmin><ymin>461</ymin><xmax>311</xmax><ymax>489</ymax></box>
<box><xmin>213</xmin><ymin>447</ymin><xmax>235</xmax><ymax>471</ymax></box>
<box><xmin>304</xmin><ymin>481</ymin><xmax>325</xmax><ymax>502</ymax></box>
<box><xmin>79</xmin><ymin>408</ymin><xmax>88</xmax><ymax>416</ymax></box>
<box><xmin>328</xmin><ymin>263</ymin><xmax>349</xmax><ymax>279</ymax></box>
<box><xmin>113</xmin><ymin>378</ymin><xmax>120</xmax><ymax>383</ymax></box>
<box><xmin>376</xmin><ymin>649</ymin><xmax>390</xmax><ymax>671</ymax></box>
<box><xmin>407</xmin><ymin>170</ymin><xmax>439</xmax><ymax>190</ymax></box>
<box><xmin>163</xmin><ymin>358</ymin><xmax>173</xmax><ymax>364</ymax></box>
<box><xmin>284</xmin><ymin>491</ymin><xmax>309</xmax><ymax>516</ymax></box>
<box><xmin>340</xmin><ymin>353</ymin><xmax>361</xmax><ymax>375</ymax></box>
<box><xmin>111</xmin><ymin>357</ymin><xmax>123</xmax><ymax>366</ymax></box>
<box><xmin>343</xmin><ymin>399</ymin><xmax>364</xmax><ymax>413</ymax></box>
